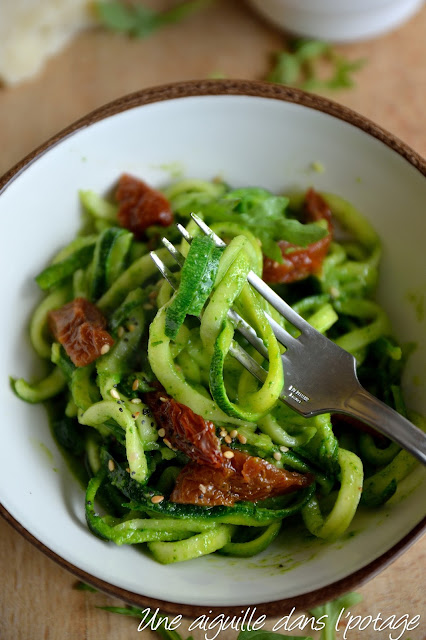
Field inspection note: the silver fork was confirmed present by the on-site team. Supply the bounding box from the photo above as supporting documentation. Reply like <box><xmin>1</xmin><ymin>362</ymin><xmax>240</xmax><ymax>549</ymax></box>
<box><xmin>150</xmin><ymin>213</ymin><xmax>426</xmax><ymax>466</ymax></box>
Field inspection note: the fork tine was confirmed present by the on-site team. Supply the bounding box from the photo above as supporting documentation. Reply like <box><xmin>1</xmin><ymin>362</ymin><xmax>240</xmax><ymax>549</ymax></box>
<box><xmin>265</xmin><ymin>312</ymin><xmax>302</xmax><ymax>352</ymax></box>
<box><xmin>160</xmin><ymin>237</ymin><xmax>270</xmax><ymax>359</ymax></box>
<box><xmin>162</xmin><ymin>237</ymin><xmax>185</xmax><ymax>268</ymax></box>
<box><xmin>176</xmin><ymin>223</ymin><xmax>193</xmax><ymax>245</ymax></box>
<box><xmin>190</xmin><ymin>213</ymin><xmax>313</xmax><ymax>334</ymax></box>
<box><xmin>149</xmin><ymin>248</ymin><xmax>271</xmax><ymax>378</ymax></box>
<box><xmin>227</xmin><ymin>309</ymin><xmax>269</xmax><ymax>359</ymax></box>
<box><xmin>190</xmin><ymin>214</ymin><xmax>226</xmax><ymax>247</ymax></box>
<box><xmin>228</xmin><ymin>341</ymin><xmax>269</xmax><ymax>384</ymax></box>
<box><xmin>247</xmin><ymin>272</ymin><xmax>316</xmax><ymax>335</ymax></box>
<box><xmin>149</xmin><ymin>251</ymin><xmax>179</xmax><ymax>289</ymax></box>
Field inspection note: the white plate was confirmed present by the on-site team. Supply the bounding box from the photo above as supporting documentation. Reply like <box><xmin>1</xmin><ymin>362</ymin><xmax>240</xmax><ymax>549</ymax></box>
<box><xmin>0</xmin><ymin>81</ymin><xmax>425</xmax><ymax>612</ymax></box>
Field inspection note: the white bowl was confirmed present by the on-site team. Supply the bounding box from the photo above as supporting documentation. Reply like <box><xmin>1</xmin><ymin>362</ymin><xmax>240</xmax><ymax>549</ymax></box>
<box><xmin>0</xmin><ymin>80</ymin><xmax>425</xmax><ymax>615</ymax></box>
<box><xmin>247</xmin><ymin>0</ymin><xmax>424</xmax><ymax>43</ymax></box>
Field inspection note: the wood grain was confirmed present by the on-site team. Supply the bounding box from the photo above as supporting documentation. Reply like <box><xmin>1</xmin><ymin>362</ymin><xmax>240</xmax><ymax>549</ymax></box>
<box><xmin>0</xmin><ymin>0</ymin><xmax>425</xmax><ymax>637</ymax></box>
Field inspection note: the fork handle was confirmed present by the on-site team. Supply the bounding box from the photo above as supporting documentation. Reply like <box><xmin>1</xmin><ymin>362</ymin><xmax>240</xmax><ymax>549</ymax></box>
<box><xmin>343</xmin><ymin>386</ymin><xmax>426</xmax><ymax>466</ymax></box>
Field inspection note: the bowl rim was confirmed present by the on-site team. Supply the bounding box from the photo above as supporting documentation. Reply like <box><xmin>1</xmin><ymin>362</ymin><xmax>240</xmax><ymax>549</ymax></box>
<box><xmin>0</xmin><ymin>78</ymin><xmax>425</xmax><ymax>616</ymax></box>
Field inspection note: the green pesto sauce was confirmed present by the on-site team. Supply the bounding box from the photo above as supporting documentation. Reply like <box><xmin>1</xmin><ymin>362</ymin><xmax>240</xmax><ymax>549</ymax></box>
<box><xmin>37</xmin><ymin>441</ymin><xmax>54</xmax><ymax>463</ymax></box>
<box><xmin>206</xmin><ymin>520</ymin><xmax>330</xmax><ymax>575</ymax></box>
<box><xmin>44</xmin><ymin>402</ymin><xmax>90</xmax><ymax>491</ymax></box>
<box><xmin>387</xmin><ymin>476</ymin><xmax>424</xmax><ymax>507</ymax></box>
<box><xmin>30</xmin><ymin>438</ymin><xmax>62</xmax><ymax>476</ymax></box>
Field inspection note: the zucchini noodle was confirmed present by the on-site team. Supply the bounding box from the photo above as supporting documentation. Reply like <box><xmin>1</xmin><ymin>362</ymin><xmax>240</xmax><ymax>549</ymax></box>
<box><xmin>11</xmin><ymin>175</ymin><xmax>422</xmax><ymax>564</ymax></box>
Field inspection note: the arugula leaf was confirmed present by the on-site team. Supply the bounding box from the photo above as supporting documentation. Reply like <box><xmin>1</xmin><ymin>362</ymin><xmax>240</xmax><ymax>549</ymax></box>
<box><xmin>267</xmin><ymin>39</ymin><xmax>365</xmax><ymax>92</ymax></box>
<box><xmin>73</xmin><ymin>581</ymin><xmax>98</xmax><ymax>592</ymax></box>
<box><xmin>267</xmin><ymin>53</ymin><xmax>301</xmax><ymax>86</ymax></box>
<box><xmin>204</xmin><ymin>187</ymin><xmax>327</xmax><ymax>263</ymax></box>
<box><xmin>167</xmin><ymin>183</ymin><xmax>328</xmax><ymax>264</ymax></box>
<box><xmin>95</xmin><ymin>0</ymin><xmax>212</xmax><ymax>39</ymax></box>
<box><xmin>294</xmin><ymin>40</ymin><xmax>331</xmax><ymax>61</ymax></box>
<box><xmin>98</xmin><ymin>605</ymin><xmax>142</xmax><ymax>617</ymax></box>
<box><xmin>310</xmin><ymin>591</ymin><xmax>363</xmax><ymax>640</ymax></box>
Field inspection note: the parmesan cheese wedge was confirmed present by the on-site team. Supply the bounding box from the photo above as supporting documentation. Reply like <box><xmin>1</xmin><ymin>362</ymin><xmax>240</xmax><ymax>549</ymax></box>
<box><xmin>0</xmin><ymin>1</ymin><xmax>96</xmax><ymax>86</ymax></box>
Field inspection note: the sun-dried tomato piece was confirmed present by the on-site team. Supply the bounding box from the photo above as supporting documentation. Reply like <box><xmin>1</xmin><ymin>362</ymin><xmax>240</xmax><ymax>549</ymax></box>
<box><xmin>303</xmin><ymin>187</ymin><xmax>333</xmax><ymax>226</ymax></box>
<box><xmin>48</xmin><ymin>297</ymin><xmax>114</xmax><ymax>367</ymax></box>
<box><xmin>145</xmin><ymin>391</ymin><xmax>224</xmax><ymax>468</ymax></box>
<box><xmin>170</xmin><ymin>448</ymin><xmax>313</xmax><ymax>506</ymax></box>
<box><xmin>263</xmin><ymin>188</ymin><xmax>333</xmax><ymax>283</ymax></box>
<box><xmin>115</xmin><ymin>174</ymin><xmax>173</xmax><ymax>239</ymax></box>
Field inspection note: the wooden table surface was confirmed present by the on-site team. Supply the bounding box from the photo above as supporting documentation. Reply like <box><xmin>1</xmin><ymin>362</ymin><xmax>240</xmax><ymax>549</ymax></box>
<box><xmin>0</xmin><ymin>1</ymin><xmax>425</xmax><ymax>638</ymax></box>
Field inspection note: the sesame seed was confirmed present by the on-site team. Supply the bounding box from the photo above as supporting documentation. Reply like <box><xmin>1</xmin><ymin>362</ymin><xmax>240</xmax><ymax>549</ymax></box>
<box><xmin>126</xmin><ymin>467</ymin><xmax>130</xmax><ymax>473</ymax></box>
<box><xmin>158</xmin><ymin>428</ymin><xmax>166</xmax><ymax>437</ymax></box>
<box><xmin>131</xmin><ymin>398</ymin><xmax>142</xmax><ymax>404</ymax></box>
<box><xmin>224</xmin><ymin>450</ymin><xmax>234</xmax><ymax>459</ymax></box>
<box><xmin>108</xmin><ymin>459</ymin><xmax>115</xmax><ymax>471</ymax></box>
<box><xmin>110</xmin><ymin>388</ymin><xmax>120</xmax><ymax>400</ymax></box>
<box><xmin>132</xmin><ymin>379</ymin><xmax>140</xmax><ymax>391</ymax></box>
<box><xmin>151</xmin><ymin>495</ymin><xmax>164</xmax><ymax>504</ymax></box>
<box><xmin>238</xmin><ymin>434</ymin><xmax>247</xmax><ymax>444</ymax></box>
<box><xmin>199</xmin><ymin>484</ymin><xmax>207</xmax><ymax>494</ymax></box>
<box><xmin>220</xmin><ymin>429</ymin><xmax>227</xmax><ymax>437</ymax></box>
<box><xmin>127</xmin><ymin>324</ymin><xmax>136</xmax><ymax>332</ymax></box>
<box><xmin>163</xmin><ymin>438</ymin><xmax>173</xmax><ymax>449</ymax></box>
<box><xmin>133</xmin><ymin>412</ymin><xmax>140</xmax><ymax>419</ymax></box>
<box><xmin>100</xmin><ymin>344</ymin><xmax>110</xmax><ymax>355</ymax></box>
<box><xmin>117</xmin><ymin>326</ymin><xmax>125</xmax><ymax>338</ymax></box>
<box><xmin>273</xmin><ymin>452</ymin><xmax>282</xmax><ymax>461</ymax></box>
<box><xmin>224</xmin><ymin>435</ymin><xmax>232</xmax><ymax>444</ymax></box>
<box><xmin>159</xmin><ymin>396</ymin><xmax>167</xmax><ymax>402</ymax></box>
<box><xmin>230</xmin><ymin>430</ymin><xmax>238</xmax><ymax>438</ymax></box>
<box><xmin>279</xmin><ymin>445</ymin><xmax>289</xmax><ymax>453</ymax></box>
